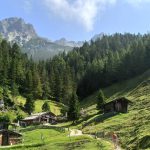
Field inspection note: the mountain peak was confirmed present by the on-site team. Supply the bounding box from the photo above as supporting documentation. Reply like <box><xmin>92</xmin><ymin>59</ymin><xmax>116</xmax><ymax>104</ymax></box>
<box><xmin>0</xmin><ymin>17</ymin><xmax>37</xmax><ymax>45</ymax></box>
<box><xmin>55</xmin><ymin>38</ymin><xmax>83</xmax><ymax>47</ymax></box>
<box><xmin>91</xmin><ymin>33</ymin><xmax>104</xmax><ymax>41</ymax></box>
<box><xmin>2</xmin><ymin>17</ymin><xmax>24</xmax><ymax>22</ymax></box>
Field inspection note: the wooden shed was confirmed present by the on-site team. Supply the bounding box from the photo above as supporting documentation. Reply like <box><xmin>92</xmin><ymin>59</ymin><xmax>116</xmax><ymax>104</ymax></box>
<box><xmin>20</xmin><ymin>111</ymin><xmax>56</xmax><ymax>126</ymax></box>
<box><xmin>0</xmin><ymin>130</ymin><xmax>22</xmax><ymax>146</ymax></box>
<box><xmin>103</xmin><ymin>97</ymin><xmax>131</xmax><ymax>113</ymax></box>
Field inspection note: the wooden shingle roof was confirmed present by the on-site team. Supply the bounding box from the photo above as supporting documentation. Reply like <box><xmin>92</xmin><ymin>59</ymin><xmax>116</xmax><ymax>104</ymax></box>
<box><xmin>0</xmin><ymin>129</ymin><xmax>22</xmax><ymax>137</ymax></box>
<box><xmin>103</xmin><ymin>97</ymin><xmax>132</xmax><ymax>106</ymax></box>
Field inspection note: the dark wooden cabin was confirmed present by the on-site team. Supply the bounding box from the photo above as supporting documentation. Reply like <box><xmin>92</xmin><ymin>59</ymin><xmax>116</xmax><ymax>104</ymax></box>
<box><xmin>0</xmin><ymin>130</ymin><xmax>22</xmax><ymax>146</ymax></box>
<box><xmin>20</xmin><ymin>111</ymin><xmax>56</xmax><ymax>126</ymax></box>
<box><xmin>103</xmin><ymin>97</ymin><xmax>131</xmax><ymax>113</ymax></box>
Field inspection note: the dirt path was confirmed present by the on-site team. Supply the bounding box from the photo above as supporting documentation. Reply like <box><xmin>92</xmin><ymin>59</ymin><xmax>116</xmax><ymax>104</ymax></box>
<box><xmin>68</xmin><ymin>129</ymin><xmax>122</xmax><ymax>150</ymax></box>
<box><xmin>115</xmin><ymin>145</ymin><xmax>121</xmax><ymax>150</ymax></box>
<box><xmin>69</xmin><ymin>129</ymin><xmax>83</xmax><ymax>136</ymax></box>
<box><xmin>115</xmin><ymin>144</ymin><xmax>121</xmax><ymax>150</ymax></box>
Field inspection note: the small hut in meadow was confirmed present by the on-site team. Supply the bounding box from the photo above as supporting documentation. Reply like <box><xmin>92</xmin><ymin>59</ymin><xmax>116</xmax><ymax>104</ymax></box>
<box><xmin>103</xmin><ymin>97</ymin><xmax>131</xmax><ymax>113</ymax></box>
<box><xmin>20</xmin><ymin>111</ymin><xmax>56</xmax><ymax>126</ymax></box>
<box><xmin>0</xmin><ymin>129</ymin><xmax>22</xmax><ymax>146</ymax></box>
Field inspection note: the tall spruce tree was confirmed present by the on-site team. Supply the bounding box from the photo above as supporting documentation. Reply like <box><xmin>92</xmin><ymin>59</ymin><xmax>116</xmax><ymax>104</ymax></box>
<box><xmin>42</xmin><ymin>101</ymin><xmax>50</xmax><ymax>112</ymax></box>
<box><xmin>24</xmin><ymin>95</ymin><xmax>35</xmax><ymax>115</ymax></box>
<box><xmin>67</xmin><ymin>92</ymin><xmax>80</xmax><ymax>123</ymax></box>
<box><xmin>97</xmin><ymin>90</ymin><xmax>105</xmax><ymax>112</ymax></box>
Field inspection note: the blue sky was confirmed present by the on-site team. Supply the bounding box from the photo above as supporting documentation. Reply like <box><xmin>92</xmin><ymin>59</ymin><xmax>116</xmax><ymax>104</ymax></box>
<box><xmin>1</xmin><ymin>0</ymin><xmax>150</xmax><ymax>41</ymax></box>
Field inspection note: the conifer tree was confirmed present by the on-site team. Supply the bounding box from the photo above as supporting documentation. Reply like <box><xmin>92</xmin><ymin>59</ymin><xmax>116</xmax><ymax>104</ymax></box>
<box><xmin>25</xmin><ymin>70</ymin><xmax>33</xmax><ymax>95</ymax></box>
<box><xmin>42</xmin><ymin>101</ymin><xmax>50</xmax><ymax>112</ymax></box>
<box><xmin>97</xmin><ymin>90</ymin><xmax>105</xmax><ymax>112</ymax></box>
<box><xmin>49</xmin><ymin>67</ymin><xmax>56</xmax><ymax>97</ymax></box>
<box><xmin>54</xmin><ymin>74</ymin><xmax>63</xmax><ymax>102</ymax></box>
<box><xmin>24</xmin><ymin>95</ymin><xmax>34</xmax><ymax>115</ymax></box>
<box><xmin>42</xmin><ymin>77</ymin><xmax>50</xmax><ymax>99</ymax></box>
<box><xmin>67</xmin><ymin>92</ymin><xmax>80</xmax><ymax>123</ymax></box>
<box><xmin>32</xmin><ymin>69</ymin><xmax>43</xmax><ymax>99</ymax></box>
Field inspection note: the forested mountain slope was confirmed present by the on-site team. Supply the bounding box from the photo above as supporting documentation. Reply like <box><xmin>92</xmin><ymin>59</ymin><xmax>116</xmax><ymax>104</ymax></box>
<box><xmin>81</xmin><ymin>69</ymin><xmax>150</xmax><ymax>149</ymax></box>
<box><xmin>0</xmin><ymin>31</ymin><xmax>150</xmax><ymax>149</ymax></box>
<box><xmin>0</xmin><ymin>33</ymin><xmax>150</xmax><ymax>106</ymax></box>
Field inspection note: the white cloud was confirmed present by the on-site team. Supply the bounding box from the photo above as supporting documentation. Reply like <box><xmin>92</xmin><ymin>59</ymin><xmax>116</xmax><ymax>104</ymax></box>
<box><xmin>43</xmin><ymin>0</ymin><xmax>117</xmax><ymax>31</ymax></box>
<box><xmin>22</xmin><ymin>0</ymin><xmax>150</xmax><ymax>31</ymax></box>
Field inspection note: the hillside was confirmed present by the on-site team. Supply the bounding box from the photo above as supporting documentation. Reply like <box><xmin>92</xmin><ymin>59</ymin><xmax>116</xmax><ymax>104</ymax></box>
<box><xmin>0</xmin><ymin>90</ymin><xmax>66</xmax><ymax>122</ymax></box>
<box><xmin>0</xmin><ymin>30</ymin><xmax>150</xmax><ymax>149</ymax></box>
<box><xmin>34</xmin><ymin>100</ymin><xmax>67</xmax><ymax>115</ymax></box>
<box><xmin>80</xmin><ymin>69</ymin><xmax>150</xmax><ymax>149</ymax></box>
<box><xmin>0</xmin><ymin>127</ymin><xmax>114</xmax><ymax>150</ymax></box>
<box><xmin>22</xmin><ymin>37</ymin><xmax>72</xmax><ymax>60</ymax></box>
<box><xmin>1</xmin><ymin>69</ymin><xmax>149</xmax><ymax>149</ymax></box>
<box><xmin>14</xmin><ymin>96</ymin><xmax>66</xmax><ymax>115</ymax></box>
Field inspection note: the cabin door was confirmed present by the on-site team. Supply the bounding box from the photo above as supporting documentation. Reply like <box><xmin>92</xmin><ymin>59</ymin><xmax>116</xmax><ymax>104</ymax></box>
<box><xmin>115</xmin><ymin>102</ymin><xmax>122</xmax><ymax>112</ymax></box>
<box><xmin>2</xmin><ymin>132</ymin><xmax>9</xmax><ymax>146</ymax></box>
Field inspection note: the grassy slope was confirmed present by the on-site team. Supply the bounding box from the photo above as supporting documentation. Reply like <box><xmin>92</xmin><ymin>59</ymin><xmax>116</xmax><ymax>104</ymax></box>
<box><xmin>1</xmin><ymin>70</ymin><xmax>150</xmax><ymax>149</ymax></box>
<box><xmin>0</xmin><ymin>92</ymin><xmax>66</xmax><ymax>123</ymax></box>
<box><xmin>80</xmin><ymin>69</ymin><xmax>150</xmax><ymax>149</ymax></box>
<box><xmin>1</xmin><ymin>127</ymin><xmax>113</xmax><ymax>150</ymax></box>
<box><xmin>34</xmin><ymin>100</ymin><xmax>67</xmax><ymax>115</ymax></box>
<box><xmin>12</xmin><ymin>97</ymin><xmax>66</xmax><ymax>116</ymax></box>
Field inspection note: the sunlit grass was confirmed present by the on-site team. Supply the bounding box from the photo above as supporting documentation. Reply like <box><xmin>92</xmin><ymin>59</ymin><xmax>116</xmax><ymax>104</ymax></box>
<box><xmin>34</xmin><ymin>100</ymin><xmax>67</xmax><ymax>115</ymax></box>
<box><xmin>80</xmin><ymin>69</ymin><xmax>150</xmax><ymax>149</ymax></box>
<box><xmin>1</xmin><ymin>128</ymin><xmax>113</xmax><ymax>150</ymax></box>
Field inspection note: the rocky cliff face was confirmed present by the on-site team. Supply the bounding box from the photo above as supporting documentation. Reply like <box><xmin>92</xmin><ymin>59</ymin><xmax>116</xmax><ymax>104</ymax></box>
<box><xmin>91</xmin><ymin>33</ymin><xmax>104</xmax><ymax>42</ymax></box>
<box><xmin>0</xmin><ymin>17</ymin><xmax>102</xmax><ymax>60</ymax></box>
<box><xmin>55</xmin><ymin>38</ymin><xmax>83</xmax><ymax>47</ymax></box>
<box><xmin>0</xmin><ymin>17</ymin><xmax>73</xmax><ymax>60</ymax></box>
<box><xmin>0</xmin><ymin>17</ymin><xmax>37</xmax><ymax>46</ymax></box>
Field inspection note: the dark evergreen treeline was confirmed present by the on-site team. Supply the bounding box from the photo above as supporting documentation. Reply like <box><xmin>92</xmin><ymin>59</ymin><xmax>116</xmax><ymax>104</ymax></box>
<box><xmin>0</xmin><ymin>39</ymin><xmax>75</xmax><ymax>105</ymax></box>
<box><xmin>0</xmin><ymin>33</ymin><xmax>150</xmax><ymax>104</ymax></box>
<box><xmin>61</xmin><ymin>33</ymin><xmax>150</xmax><ymax>98</ymax></box>
<box><xmin>74</xmin><ymin>33</ymin><xmax>150</xmax><ymax>98</ymax></box>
